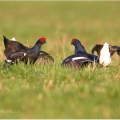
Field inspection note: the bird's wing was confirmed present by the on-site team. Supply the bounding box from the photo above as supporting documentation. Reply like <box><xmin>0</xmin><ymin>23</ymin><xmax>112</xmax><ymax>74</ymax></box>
<box><xmin>61</xmin><ymin>57</ymin><xmax>80</xmax><ymax>68</ymax></box>
<box><xmin>91</xmin><ymin>44</ymin><xmax>120</xmax><ymax>57</ymax></box>
<box><xmin>8</xmin><ymin>52</ymin><xmax>25</xmax><ymax>60</ymax></box>
<box><xmin>116</xmin><ymin>48</ymin><xmax>120</xmax><ymax>56</ymax></box>
<box><xmin>109</xmin><ymin>46</ymin><xmax>120</xmax><ymax>56</ymax></box>
<box><xmin>61</xmin><ymin>54</ymin><xmax>93</xmax><ymax>68</ymax></box>
<box><xmin>35</xmin><ymin>51</ymin><xmax>54</xmax><ymax>64</ymax></box>
<box><xmin>91</xmin><ymin>44</ymin><xmax>103</xmax><ymax>56</ymax></box>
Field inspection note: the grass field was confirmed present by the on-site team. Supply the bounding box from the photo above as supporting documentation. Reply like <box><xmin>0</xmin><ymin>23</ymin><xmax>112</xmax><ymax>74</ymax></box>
<box><xmin>0</xmin><ymin>1</ymin><xmax>120</xmax><ymax>119</ymax></box>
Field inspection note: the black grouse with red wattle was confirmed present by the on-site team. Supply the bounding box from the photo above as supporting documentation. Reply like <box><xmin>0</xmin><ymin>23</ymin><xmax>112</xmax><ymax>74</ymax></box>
<box><xmin>3</xmin><ymin>36</ymin><xmax>54</xmax><ymax>67</ymax></box>
<box><xmin>4</xmin><ymin>37</ymin><xmax>46</xmax><ymax>66</ymax></box>
<box><xmin>61</xmin><ymin>38</ymin><xmax>98</xmax><ymax>68</ymax></box>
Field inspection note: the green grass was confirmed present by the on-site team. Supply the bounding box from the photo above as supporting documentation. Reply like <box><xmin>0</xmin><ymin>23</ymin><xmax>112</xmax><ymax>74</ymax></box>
<box><xmin>0</xmin><ymin>1</ymin><xmax>120</xmax><ymax>119</ymax></box>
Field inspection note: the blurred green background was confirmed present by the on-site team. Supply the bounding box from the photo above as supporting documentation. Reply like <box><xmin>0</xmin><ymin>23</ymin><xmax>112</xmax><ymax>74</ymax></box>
<box><xmin>0</xmin><ymin>1</ymin><xmax>120</xmax><ymax>119</ymax></box>
<box><xmin>0</xmin><ymin>1</ymin><xmax>120</xmax><ymax>58</ymax></box>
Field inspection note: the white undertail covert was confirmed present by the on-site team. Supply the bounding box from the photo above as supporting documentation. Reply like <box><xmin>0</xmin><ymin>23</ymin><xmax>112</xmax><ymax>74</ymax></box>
<box><xmin>99</xmin><ymin>42</ymin><xmax>111</xmax><ymax>67</ymax></box>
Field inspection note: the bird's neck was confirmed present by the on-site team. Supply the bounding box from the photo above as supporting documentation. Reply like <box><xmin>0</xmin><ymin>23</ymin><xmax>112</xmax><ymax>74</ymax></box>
<box><xmin>32</xmin><ymin>43</ymin><xmax>42</xmax><ymax>51</ymax></box>
<box><xmin>75</xmin><ymin>43</ymin><xmax>87</xmax><ymax>54</ymax></box>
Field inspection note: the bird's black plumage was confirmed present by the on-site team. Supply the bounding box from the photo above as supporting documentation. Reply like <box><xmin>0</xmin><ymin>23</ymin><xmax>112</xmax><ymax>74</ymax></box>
<box><xmin>91</xmin><ymin>44</ymin><xmax>120</xmax><ymax>57</ymax></box>
<box><xmin>61</xmin><ymin>38</ymin><xmax>98</xmax><ymax>68</ymax></box>
<box><xmin>3</xmin><ymin>36</ymin><xmax>29</xmax><ymax>57</ymax></box>
<box><xmin>4</xmin><ymin>37</ymin><xmax>46</xmax><ymax>65</ymax></box>
<box><xmin>35</xmin><ymin>50</ymin><xmax>54</xmax><ymax>65</ymax></box>
<box><xmin>3</xmin><ymin>36</ymin><xmax>54</xmax><ymax>67</ymax></box>
<box><xmin>71</xmin><ymin>38</ymin><xmax>87</xmax><ymax>54</ymax></box>
<box><xmin>61</xmin><ymin>54</ymin><xmax>93</xmax><ymax>68</ymax></box>
<box><xmin>71</xmin><ymin>38</ymin><xmax>98</xmax><ymax>62</ymax></box>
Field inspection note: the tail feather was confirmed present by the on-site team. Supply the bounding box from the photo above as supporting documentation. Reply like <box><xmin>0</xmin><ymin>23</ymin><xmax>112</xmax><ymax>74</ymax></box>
<box><xmin>99</xmin><ymin>42</ymin><xmax>111</xmax><ymax>66</ymax></box>
<box><xmin>3</xmin><ymin>35</ymin><xmax>10</xmax><ymax>49</ymax></box>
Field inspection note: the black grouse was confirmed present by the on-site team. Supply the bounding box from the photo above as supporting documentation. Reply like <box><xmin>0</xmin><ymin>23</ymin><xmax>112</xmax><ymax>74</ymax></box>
<box><xmin>91</xmin><ymin>44</ymin><xmax>120</xmax><ymax>57</ymax></box>
<box><xmin>71</xmin><ymin>38</ymin><xmax>98</xmax><ymax>62</ymax></box>
<box><xmin>61</xmin><ymin>38</ymin><xmax>98</xmax><ymax>68</ymax></box>
<box><xmin>3</xmin><ymin>36</ymin><xmax>54</xmax><ymax>67</ymax></box>
<box><xmin>4</xmin><ymin>37</ymin><xmax>46</xmax><ymax>66</ymax></box>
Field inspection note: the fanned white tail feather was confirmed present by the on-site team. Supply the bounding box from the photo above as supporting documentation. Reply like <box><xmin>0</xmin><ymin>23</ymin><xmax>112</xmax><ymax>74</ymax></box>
<box><xmin>99</xmin><ymin>42</ymin><xmax>111</xmax><ymax>67</ymax></box>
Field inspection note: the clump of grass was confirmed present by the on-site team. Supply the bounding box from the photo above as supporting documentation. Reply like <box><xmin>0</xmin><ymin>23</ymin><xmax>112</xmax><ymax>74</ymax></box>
<box><xmin>0</xmin><ymin>58</ymin><xmax>120</xmax><ymax>118</ymax></box>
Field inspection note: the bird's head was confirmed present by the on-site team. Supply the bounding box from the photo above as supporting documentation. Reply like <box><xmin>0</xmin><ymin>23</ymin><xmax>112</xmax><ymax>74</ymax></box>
<box><xmin>71</xmin><ymin>38</ymin><xmax>81</xmax><ymax>46</ymax></box>
<box><xmin>40</xmin><ymin>37</ymin><xmax>46</xmax><ymax>44</ymax></box>
<box><xmin>71</xmin><ymin>38</ymin><xmax>87</xmax><ymax>54</ymax></box>
<box><xmin>38</xmin><ymin>37</ymin><xmax>46</xmax><ymax>44</ymax></box>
